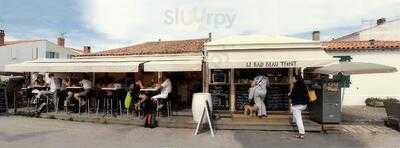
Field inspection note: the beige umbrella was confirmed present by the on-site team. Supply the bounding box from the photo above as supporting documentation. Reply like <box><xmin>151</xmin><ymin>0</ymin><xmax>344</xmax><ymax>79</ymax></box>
<box><xmin>314</xmin><ymin>62</ymin><xmax>397</xmax><ymax>112</ymax></box>
<box><xmin>313</xmin><ymin>62</ymin><xmax>397</xmax><ymax>75</ymax></box>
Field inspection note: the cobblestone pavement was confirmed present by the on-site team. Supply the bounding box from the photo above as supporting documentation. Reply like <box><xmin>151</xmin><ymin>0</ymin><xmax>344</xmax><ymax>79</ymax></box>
<box><xmin>342</xmin><ymin>105</ymin><xmax>387</xmax><ymax>124</ymax></box>
<box><xmin>340</xmin><ymin>124</ymin><xmax>400</xmax><ymax>148</ymax></box>
<box><xmin>339</xmin><ymin>105</ymin><xmax>400</xmax><ymax>148</ymax></box>
<box><xmin>0</xmin><ymin>116</ymin><xmax>399</xmax><ymax>148</ymax></box>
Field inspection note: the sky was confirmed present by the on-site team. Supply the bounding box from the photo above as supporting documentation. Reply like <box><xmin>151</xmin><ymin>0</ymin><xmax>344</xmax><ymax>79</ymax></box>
<box><xmin>1</xmin><ymin>0</ymin><xmax>400</xmax><ymax>52</ymax></box>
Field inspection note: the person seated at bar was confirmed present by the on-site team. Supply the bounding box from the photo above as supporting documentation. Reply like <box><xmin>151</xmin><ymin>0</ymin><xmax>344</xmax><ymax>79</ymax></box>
<box><xmin>30</xmin><ymin>72</ymin><xmax>39</xmax><ymax>86</ymax></box>
<box><xmin>248</xmin><ymin>74</ymin><xmax>269</xmax><ymax>118</ymax></box>
<box><xmin>32</xmin><ymin>74</ymin><xmax>46</xmax><ymax>87</ymax></box>
<box><xmin>131</xmin><ymin>80</ymin><xmax>144</xmax><ymax>113</ymax></box>
<box><xmin>130</xmin><ymin>80</ymin><xmax>144</xmax><ymax>91</ymax></box>
<box><xmin>30</xmin><ymin>74</ymin><xmax>47</xmax><ymax>104</ymax></box>
<box><xmin>73</xmin><ymin>74</ymin><xmax>92</xmax><ymax>107</ymax></box>
<box><xmin>62</xmin><ymin>77</ymin><xmax>76</xmax><ymax>111</ymax></box>
<box><xmin>151</xmin><ymin>74</ymin><xmax>172</xmax><ymax>110</ymax></box>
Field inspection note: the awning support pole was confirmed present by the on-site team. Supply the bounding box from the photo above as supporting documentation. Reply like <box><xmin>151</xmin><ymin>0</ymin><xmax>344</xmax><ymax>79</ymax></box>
<box><xmin>229</xmin><ymin>69</ymin><xmax>235</xmax><ymax>112</ymax></box>
<box><xmin>202</xmin><ymin>62</ymin><xmax>209</xmax><ymax>93</ymax></box>
<box><xmin>157</xmin><ymin>72</ymin><xmax>162</xmax><ymax>84</ymax></box>
<box><xmin>288</xmin><ymin>68</ymin><xmax>294</xmax><ymax>112</ymax></box>
<box><xmin>92</xmin><ymin>72</ymin><xmax>96</xmax><ymax>88</ymax></box>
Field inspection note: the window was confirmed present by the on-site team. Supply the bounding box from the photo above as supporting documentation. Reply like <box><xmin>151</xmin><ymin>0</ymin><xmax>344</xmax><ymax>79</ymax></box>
<box><xmin>10</xmin><ymin>48</ymin><xmax>16</xmax><ymax>60</ymax></box>
<box><xmin>333</xmin><ymin>55</ymin><xmax>352</xmax><ymax>62</ymax></box>
<box><xmin>32</xmin><ymin>48</ymin><xmax>39</xmax><ymax>59</ymax></box>
<box><xmin>46</xmin><ymin>51</ymin><xmax>60</xmax><ymax>59</ymax></box>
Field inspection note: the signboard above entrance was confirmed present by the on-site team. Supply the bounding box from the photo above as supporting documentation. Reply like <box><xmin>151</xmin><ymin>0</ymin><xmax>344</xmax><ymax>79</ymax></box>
<box><xmin>206</xmin><ymin>49</ymin><xmax>337</xmax><ymax>69</ymax></box>
<box><xmin>246</xmin><ymin>61</ymin><xmax>297</xmax><ymax>68</ymax></box>
<box><xmin>208</xmin><ymin>60</ymin><xmax>335</xmax><ymax>69</ymax></box>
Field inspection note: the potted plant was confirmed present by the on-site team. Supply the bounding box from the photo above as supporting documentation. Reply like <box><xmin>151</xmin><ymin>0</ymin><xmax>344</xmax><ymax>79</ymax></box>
<box><xmin>383</xmin><ymin>97</ymin><xmax>400</xmax><ymax>130</ymax></box>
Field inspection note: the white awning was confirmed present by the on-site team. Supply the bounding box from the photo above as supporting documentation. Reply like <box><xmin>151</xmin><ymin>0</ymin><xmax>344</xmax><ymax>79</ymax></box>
<box><xmin>206</xmin><ymin>35</ymin><xmax>337</xmax><ymax>69</ymax></box>
<box><xmin>5</xmin><ymin>60</ymin><xmax>142</xmax><ymax>73</ymax></box>
<box><xmin>207</xmin><ymin>49</ymin><xmax>336</xmax><ymax>69</ymax></box>
<box><xmin>313</xmin><ymin>62</ymin><xmax>398</xmax><ymax>75</ymax></box>
<box><xmin>144</xmin><ymin>60</ymin><xmax>202</xmax><ymax>72</ymax></box>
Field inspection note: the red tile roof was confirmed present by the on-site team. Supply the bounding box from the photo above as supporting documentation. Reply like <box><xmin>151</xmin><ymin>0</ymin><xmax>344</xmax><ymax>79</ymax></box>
<box><xmin>323</xmin><ymin>40</ymin><xmax>400</xmax><ymax>51</ymax></box>
<box><xmin>78</xmin><ymin>38</ymin><xmax>209</xmax><ymax>57</ymax></box>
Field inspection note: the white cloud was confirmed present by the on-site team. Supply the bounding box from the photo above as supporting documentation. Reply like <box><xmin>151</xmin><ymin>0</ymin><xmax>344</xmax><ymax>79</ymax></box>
<box><xmin>81</xmin><ymin>0</ymin><xmax>400</xmax><ymax>48</ymax></box>
<box><xmin>82</xmin><ymin>0</ymin><xmax>146</xmax><ymax>39</ymax></box>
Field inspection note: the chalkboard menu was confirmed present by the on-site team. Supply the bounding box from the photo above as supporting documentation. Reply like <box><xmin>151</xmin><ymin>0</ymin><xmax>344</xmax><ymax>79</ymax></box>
<box><xmin>0</xmin><ymin>88</ymin><xmax>7</xmax><ymax>114</ymax></box>
<box><xmin>235</xmin><ymin>86</ymin><xmax>249</xmax><ymax>110</ymax></box>
<box><xmin>210</xmin><ymin>85</ymin><xmax>229</xmax><ymax>110</ymax></box>
<box><xmin>265</xmin><ymin>85</ymin><xmax>289</xmax><ymax>111</ymax></box>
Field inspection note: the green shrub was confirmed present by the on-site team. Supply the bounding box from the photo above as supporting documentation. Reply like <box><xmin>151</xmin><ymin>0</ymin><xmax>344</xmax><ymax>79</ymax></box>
<box><xmin>383</xmin><ymin>97</ymin><xmax>400</xmax><ymax>105</ymax></box>
<box><xmin>365</xmin><ymin>97</ymin><xmax>384</xmax><ymax>107</ymax></box>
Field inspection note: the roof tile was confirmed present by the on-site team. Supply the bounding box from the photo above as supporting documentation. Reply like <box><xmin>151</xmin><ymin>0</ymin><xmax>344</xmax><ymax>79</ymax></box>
<box><xmin>323</xmin><ymin>40</ymin><xmax>400</xmax><ymax>51</ymax></box>
<box><xmin>78</xmin><ymin>38</ymin><xmax>208</xmax><ymax>57</ymax></box>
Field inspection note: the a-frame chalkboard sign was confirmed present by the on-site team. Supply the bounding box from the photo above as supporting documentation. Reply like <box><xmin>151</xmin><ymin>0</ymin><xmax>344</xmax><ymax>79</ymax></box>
<box><xmin>194</xmin><ymin>100</ymin><xmax>215</xmax><ymax>137</ymax></box>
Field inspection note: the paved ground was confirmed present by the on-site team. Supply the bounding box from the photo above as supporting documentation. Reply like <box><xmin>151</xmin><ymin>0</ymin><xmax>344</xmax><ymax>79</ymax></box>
<box><xmin>342</xmin><ymin>105</ymin><xmax>387</xmax><ymax>124</ymax></box>
<box><xmin>0</xmin><ymin>116</ymin><xmax>399</xmax><ymax>148</ymax></box>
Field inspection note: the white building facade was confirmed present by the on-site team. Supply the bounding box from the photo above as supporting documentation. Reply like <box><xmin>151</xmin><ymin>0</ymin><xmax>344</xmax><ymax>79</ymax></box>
<box><xmin>324</xmin><ymin>41</ymin><xmax>400</xmax><ymax>105</ymax></box>
<box><xmin>0</xmin><ymin>30</ymin><xmax>81</xmax><ymax>71</ymax></box>
<box><xmin>335</xmin><ymin>18</ymin><xmax>400</xmax><ymax>41</ymax></box>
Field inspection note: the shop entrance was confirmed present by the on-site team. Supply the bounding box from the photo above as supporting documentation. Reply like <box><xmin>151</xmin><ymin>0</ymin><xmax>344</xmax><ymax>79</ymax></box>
<box><xmin>210</xmin><ymin>68</ymin><xmax>300</xmax><ymax>112</ymax></box>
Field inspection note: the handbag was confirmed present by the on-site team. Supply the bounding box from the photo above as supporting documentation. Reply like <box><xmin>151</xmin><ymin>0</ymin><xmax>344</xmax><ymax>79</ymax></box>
<box><xmin>124</xmin><ymin>91</ymin><xmax>132</xmax><ymax>109</ymax></box>
<box><xmin>308</xmin><ymin>89</ymin><xmax>317</xmax><ymax>102</ymax></box>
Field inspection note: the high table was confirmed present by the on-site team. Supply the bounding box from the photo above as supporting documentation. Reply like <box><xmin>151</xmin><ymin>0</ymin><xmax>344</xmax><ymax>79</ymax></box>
<box><xmin>65</xmin><ymin>86</ymin><xmax>84</xmax><ymax>90</ymax></box>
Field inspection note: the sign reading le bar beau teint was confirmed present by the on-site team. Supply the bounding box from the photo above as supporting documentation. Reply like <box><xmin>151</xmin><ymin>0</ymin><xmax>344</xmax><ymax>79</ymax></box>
<box><xmin>246</xmin><ymin>61</ymin><xmax>297</xmax><ymax>68</ymax></box>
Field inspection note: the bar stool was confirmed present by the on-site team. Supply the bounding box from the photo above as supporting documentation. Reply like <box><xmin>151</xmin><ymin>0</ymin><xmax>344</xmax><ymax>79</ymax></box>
<box><xmin>100</xmin><ymin>89</ymin><xmax>120</xmax><ymax>117</ymax></box>
<box><xmin>95</xmin><ymin>89</ymin><xmax>103</xmax><ymax>115</ymax></box>
<box><xmin>157</xmin><ymin>97</ymin><xmax>172</xmax><ymax>117</ymax></box>
<box><xmin>103</xmin><ymin>94</ymin><xmax>114</xmax><ymax>116</ymax></box>
<box><xmin>115</xmin><ymin>89</ymin><xmax>126</xmax><ymax>117</ymax></box>
<box><xmin>78</xmin><ymin>89</ymin><xmax>93</xmax><ymax>115</ymax></box>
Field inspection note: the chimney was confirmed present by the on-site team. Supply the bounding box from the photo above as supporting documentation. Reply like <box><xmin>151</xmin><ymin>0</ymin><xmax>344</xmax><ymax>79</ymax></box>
<box><xmin>312</xmin><ymin>31</ymin><xmax>320</xmax><ymax>41</ymax></box>
<box><xmin>57</xmin><ymin>37</ymin><xmax>65</xmax><ymax>47</ymax></box>
<box><xmin>377</xmin><ymin>18</ymin><xmax>386</xmax><ymax>25</ymax></box>
<box><xmin>0</xmin><ymin>30</ymin><xmax>5</xmax><ymax>46</ymax></box>
<box><xmin>83</xmin><ymin>46</ymin><xmax>91</xmax><ymax>54</ymax></box>
<box><xmin>208</xmin><ymin>32</ymin><xmax>212</xmax><ymax>42</ymax></box>
<box><xmin>369</xmin><ymin>39</ymin><xmax>376</xmax><ymax>46</ymax></box>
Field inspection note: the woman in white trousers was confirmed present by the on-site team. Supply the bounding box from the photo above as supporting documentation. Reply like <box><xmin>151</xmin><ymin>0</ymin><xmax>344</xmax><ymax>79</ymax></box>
<box><xmin>289</xmin><ymin>75</ymin><xmax>309</xmax><ymax>139</ymax></box>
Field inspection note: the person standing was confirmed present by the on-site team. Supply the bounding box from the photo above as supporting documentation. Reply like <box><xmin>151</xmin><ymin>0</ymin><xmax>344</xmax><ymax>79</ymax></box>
<box><xmin>289</xmin><ymin>75</ymin><xmax>309</xmax><ymax>139</ymax></box>
<box><xmin>47</xmin><ymin>73</ymin><xmax>61</xmax><ymax>112</ymax></box>
<box><xmin>248</xmin><ymin>75</ymin><xmax>269</xmax><ymax>118</ymax></box>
